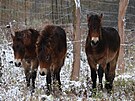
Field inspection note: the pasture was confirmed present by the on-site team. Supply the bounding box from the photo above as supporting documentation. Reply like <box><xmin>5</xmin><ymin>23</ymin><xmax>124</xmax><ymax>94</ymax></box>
<box><xmin>0</xmin><ymin>30</ymin><xmax>135</xmax><ymax>100</ymax></box>
<box><xmin>0</xmin><ymin>0</ymin><xmax>135</xmax><ymax>100</ymax></box>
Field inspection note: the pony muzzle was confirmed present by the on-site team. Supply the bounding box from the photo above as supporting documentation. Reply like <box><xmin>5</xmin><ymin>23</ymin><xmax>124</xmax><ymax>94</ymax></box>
<box><xmin>91</xmin><ymin>37</ymin><xmax>99</xmax><ymax>46</ymax></box>
<box><xmin>39</xmin><ymin>68</ymin><xmax>47</xmax><ymax>76</ymax></box>
<box><xmin>14</xmin><ymin>59</ymin><xmax>22</xmax><ymax>67</ymax></box>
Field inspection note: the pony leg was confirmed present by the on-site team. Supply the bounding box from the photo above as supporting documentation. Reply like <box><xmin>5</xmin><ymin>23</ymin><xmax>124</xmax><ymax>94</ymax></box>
<box><xmin>91</xmin><ymin>67</ymin><xmax>97</xmax><ymax>89</ymax></box>
<box><xmin>31</xmin><ymin>59</ymin><xmax>38</xmax><ymax>89</ymax></box>
<box><xmin>54</xmin><ymin>59</ymin><xmax>64</xmax><ymax>90</ymax></box>
<box><xmin>22</xmin><ymin>59</ymin><xmax>31</xmax><ymax>87</ymax></box>
<box><xmin>31</xmin><ymin>70</ymin><xmax>37</xmax><ymax>89</ymax></box>
<box><xmin>98</xmin><ymin>65</ymin><xmax>103</xmax><ymax>90</ymax></box>
<box><xmin>105</xmin><ymin>62</ymin><xmax>116</xmax><ymax>92</ymax></box>
<box><xmin>24</xmin><ymin>68</ymin><xmax>31</xmax><ymax>87</ymax></box>
<box><xmin>55</xmin><ymin>69</ymin><xmax>62</xmax><ymax>90</ymax></box>
<box><xmin>105</xmin><ymin>52</ymin><xmax>119</xmax><ymax>92</ymax></box>
<box><xmin>46</xmin><ymin>71</ymin><xmax>52</xmax><ymax>92</ymax></box>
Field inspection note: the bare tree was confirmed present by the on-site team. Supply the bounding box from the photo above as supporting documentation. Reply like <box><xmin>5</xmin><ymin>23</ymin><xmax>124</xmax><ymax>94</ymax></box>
<box><xmin>118</xmin><ymin>0</ymin><xmax>129</xmax><ymax>72</ymax></box>
<box><xmin>71</xmin><ymin>0</ymin><xmax>81</xmax><ymax>81</ymax></box>
<box><xmin>51</xmin><ymin>0</ymin><xmax>54</xmax><ymax>23</ymax></box>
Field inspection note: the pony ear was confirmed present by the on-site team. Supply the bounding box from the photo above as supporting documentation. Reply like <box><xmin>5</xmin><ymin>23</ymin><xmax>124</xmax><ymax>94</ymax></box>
<box><xmin>87</xmin><ymin>14</ymin><xmax>90</xmax><ymax>22</ymax></box>
<box><xmin>11</xmin><ymin>33</ymin><xmax>14</xmax><ymax>39</ymax></box>
<box><xmin>100</xmin><ymin>13</ymin><xmax>103</xmax><ymax>19</ymax></box>
<box><xmin>35</xmin><ymin>41</ymin><xmax>39</xmax><ymax>48</ymax></box>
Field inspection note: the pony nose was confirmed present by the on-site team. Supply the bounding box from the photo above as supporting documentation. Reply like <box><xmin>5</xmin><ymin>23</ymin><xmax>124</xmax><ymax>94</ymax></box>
<box><xmin>39</xmin><ymin>67</ymin><xmax>47</xmax><ymax>76</ymax></box>
<box><xmin>39</xmin><ymin>71</ymin><xmax>45</xmax><ymax>76</ymax></box>
<box><xmin>91</xmin><ymin>37</ymin><xmax>99</xmax><ymax>46</ymax></box>
<box><xmin>15</xmin><ymin>62</ymin><xmax>21</xmax><ymax>67</ymax></box>
<box><xmin>14</xmin><ymin>59</ymin><xmax>21</xmax><ymax>67</ymax></box>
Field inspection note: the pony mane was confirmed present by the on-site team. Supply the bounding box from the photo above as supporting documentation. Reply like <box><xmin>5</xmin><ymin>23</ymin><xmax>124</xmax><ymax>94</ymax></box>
<box><xmin>41</xmin><ymin>25</ymin><xmax>56</xmax><ymax>38</ymax></box>
<box><xmin>38</xmin><ymin>25</ymin><xmax>56</xmax><ymax>45</ymax></box>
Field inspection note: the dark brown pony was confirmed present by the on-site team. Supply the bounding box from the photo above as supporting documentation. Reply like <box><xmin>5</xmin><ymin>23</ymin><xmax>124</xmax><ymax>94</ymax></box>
<box><xmin>36</xmin><ymin>25</ymin><xmax>67</xmax><ymax>93</ymax></box>
<box><xmin>85</xmin><ymin>14</ymin><xmax>120</xmax><ymax>92</ymax></box>
<box><xmin>11</xmin><ymin>28</ymin><xmax>39</xmax><ymax>89</ymax></box>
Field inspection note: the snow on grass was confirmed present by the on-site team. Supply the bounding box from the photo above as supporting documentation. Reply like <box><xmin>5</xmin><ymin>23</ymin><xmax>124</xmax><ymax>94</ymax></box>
<box><xmin>0</xmin><ymin>41</ymin><xmax>135</xmax><ymax>100</ymax></box>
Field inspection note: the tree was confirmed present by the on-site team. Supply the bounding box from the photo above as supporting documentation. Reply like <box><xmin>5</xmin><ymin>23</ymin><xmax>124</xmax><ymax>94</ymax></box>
<box><xmin>71</xmin><ymin>0</ymin><xmax>81</xmax><ymax>81</ymax></box>
<box><xmin>118</xmin><ymin>0</ymin><xmax>129</xmax><ymax>72</ymax></box>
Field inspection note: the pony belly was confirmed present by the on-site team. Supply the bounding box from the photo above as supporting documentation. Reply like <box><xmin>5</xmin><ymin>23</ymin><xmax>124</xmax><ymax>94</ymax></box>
<box><xmin>106</xmin><ymin>50</ymin><xmax>119</xmax><ymax>63</ymax></box>
<box><xmin>88</xmin><ymin>53</ymin><xmax>107</xmax><ymax>71</ymax></box>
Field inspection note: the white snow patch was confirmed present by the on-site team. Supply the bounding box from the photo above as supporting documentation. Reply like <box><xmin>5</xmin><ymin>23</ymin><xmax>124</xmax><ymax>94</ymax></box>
<box><xmin>74</xmin><ymin>0</ymin><xmax>80</xmax><ymax>8</ymax></box>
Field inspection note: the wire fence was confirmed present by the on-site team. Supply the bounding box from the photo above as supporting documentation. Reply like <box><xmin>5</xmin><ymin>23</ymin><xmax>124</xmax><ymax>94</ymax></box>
<box><xmin>0</xmin><ymin>0</ymin><xmax>73</xmax><ymax>27</ymax></box>
<box><xmin>0</xmin><ymin>0</ymin><xmax>135</xmax><ymax>29</ymax></box>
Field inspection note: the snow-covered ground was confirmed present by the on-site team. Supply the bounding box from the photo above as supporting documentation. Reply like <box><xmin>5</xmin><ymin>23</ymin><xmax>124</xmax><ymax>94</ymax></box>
<box><xmin>0</xmin><ymin>40</ymin><xmax>135</xmax><ymax>101</ymax></box>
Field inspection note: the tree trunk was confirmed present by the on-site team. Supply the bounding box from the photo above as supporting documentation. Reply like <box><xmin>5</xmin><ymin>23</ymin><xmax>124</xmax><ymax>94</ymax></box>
<box><xmin>71</xmin><ymin>0</ymin><xmax>81</xmax><ymax>81</ymax></box>
<box><xmin>24</xmin><ymin>0</ymin><xmax>27</xmax><ymax>25</ymax></box>
<box><xmin>1</xmin><ymin>0</ymin><xmax>7</xmax><ymax>25</ymax></box>
<box><xmin>118</xmin><ymin>0</ymin><xmax>129</xmax><ymax>73</ymax></box>
<box><xmin>51</xmin><ymin>0</ymin><xmax>54</xmax><ymax>23</ymax></box>
<box><xmin>55</xmin><ymin>0</ymin><xmax>58</xmax><ymax>24</ymax></box>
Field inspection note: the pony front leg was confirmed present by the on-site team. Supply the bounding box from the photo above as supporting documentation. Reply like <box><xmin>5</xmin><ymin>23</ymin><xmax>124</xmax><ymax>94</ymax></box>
<box><xmin>46</xmin><ymin>71</ymin><xmax>52</xmax><ymax>95</ymax></box>
<box><xmin>31</xmin><ymin>70</ymin><xmax>37</xmax><ymax>89</ymax></box>
<box><xmin>97</xmin><ymin>65</ymin><xmax>104</xmax><ymax>90</ymax></box>
<box><xmin>31</xmin><ymin>59</ymin><xmax>38</xmax><ymax>89</ymax></box>
<box><xmin>54</xmin><ymin>69</ymin><xmax>62</xmax><ymax>91</ymax></box>
<box><xmin>24</xmin><ymin>68</ymin><xmax>31</xmax><ymax>87</ymax></box>
<box><xmin>91</xmin><ymin>67</ymin><xmax>97</xmax><ymax>89</ymax></box>
<box><xmin>22</xmin><ymin>59</ymin><xmax>31</xmax><ymax>87</ymax></box>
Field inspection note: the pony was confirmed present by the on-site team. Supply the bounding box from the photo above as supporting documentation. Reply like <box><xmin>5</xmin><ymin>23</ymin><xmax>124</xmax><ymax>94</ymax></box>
<box><xmin>36</xmin><ymin>25</ymin><xmax>67</xmax><ymax>94</ymax></box>
<box><xmin>85</xmin><ymin>14</ymin><xmax>120</xmax><ymax>92</ymax></box>
<box><xmin>11</xmin><ymin>28</ymin><xmax>39</xmax><ymax>90</ymax></box>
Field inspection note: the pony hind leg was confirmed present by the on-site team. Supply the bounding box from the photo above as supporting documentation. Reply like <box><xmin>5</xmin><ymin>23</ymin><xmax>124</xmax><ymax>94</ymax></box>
<box><xmin>22</xmin><ymin>59</ymin><xmax>31</xmax><ymax>87</ymax></box>
<box><xmin>105</xmin><ymin>61</ymin><xmax>116</xmax><ymax>92</ymax></box>
<box><xmin>105</xmin><ymin>51</ymin><xmax>119</xmax><ymax>93</ymax></box>
<box><xmin>54</xmin><ymin>68</ymin><xmax>62</xmax><ymax>91</ymax></box>
<box><xmin>31</xmin><ymin>70</ymin><xmax>37</xmax><ymax>89</ymax></box>
<box><xmin>24</xmin><ymin>68</ymin><xmax>31</xmax><ymax>87</ymax></box>
<box><xmin>97</xmin><ymin>65</ymin><xmax>104</xmax><ymax>90</ymax></box>
<box><xmin>53</xmin><ymin>59</ymin><xmax>65</xmax><ymax>91</ymax></box>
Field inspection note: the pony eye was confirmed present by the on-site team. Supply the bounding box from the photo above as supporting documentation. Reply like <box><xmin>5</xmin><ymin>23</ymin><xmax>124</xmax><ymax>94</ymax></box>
<box><xmin>45</xmin><ymin>55</ymin><xmax>50</xmax><ymax>61</ymax></box>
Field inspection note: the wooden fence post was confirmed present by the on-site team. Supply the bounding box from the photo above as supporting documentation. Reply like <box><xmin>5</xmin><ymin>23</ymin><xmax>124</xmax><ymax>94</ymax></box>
<box><xmin>71</xmin><ymin>0</ymin><xmax>81</xmax><ymax>81</ymax></box>
<box><xmin>118</xmin><ymin>0</ymin><xmax>129</xmax><ymax>73</ymax></box>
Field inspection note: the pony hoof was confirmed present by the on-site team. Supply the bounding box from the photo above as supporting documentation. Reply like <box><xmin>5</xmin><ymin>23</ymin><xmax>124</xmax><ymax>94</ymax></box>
<box><xmin>27</xmin><ymin>83</ymin><xmax>30</xmax><ymax>87</ymax></box>
<box><xmin>92</xmin><ymin>88</ymin><xmax>97</xmax><ymax>96</ymax></box>
<box><xmin>98</xmin><ymin>83</ymin><xmax>103</xmax><ymax>91</ymax></box>
<box><xmin>32</xmin><ymin>84</ymin><xmax>35</xmax><ymax>89</ymax></box>
<box><xmin>45</xmin><ymin>90</ymin><xmax>50</xmax><ymax>96</ymax></box>
<box><xmin>41</xmin><ymin>97</ymin><xmax>46</xmax><ymax>101</ymax></box>
<box><xmin>105</xmin><ymin>84</ymin><xmax>112</xmax><ymax>89</ymax></box>
<box><xmin>105</xmin><ymin>83</ymin><xmax>113</xmax><ymax>93</ymax></box>
<box><xmin>31</xmin><ymin>88</ymin><xmax>35</xmax><ymax>93</ymax></box>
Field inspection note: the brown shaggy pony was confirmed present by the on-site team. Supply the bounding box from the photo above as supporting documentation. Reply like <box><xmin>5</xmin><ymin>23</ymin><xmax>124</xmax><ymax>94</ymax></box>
<box><xmin>36</xmin><ymin>25</ymin><xmax>67</xmax><ymax>93</ymax></box>
<box><xmin>85</xmin><ymin>14</ymin><xmax>120</xmax><ymax>92</ymax></box>
<box><xmin>11</xmin><ymin>28</ymin><xmax>39</xmax><ymax>90</ymax></box>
